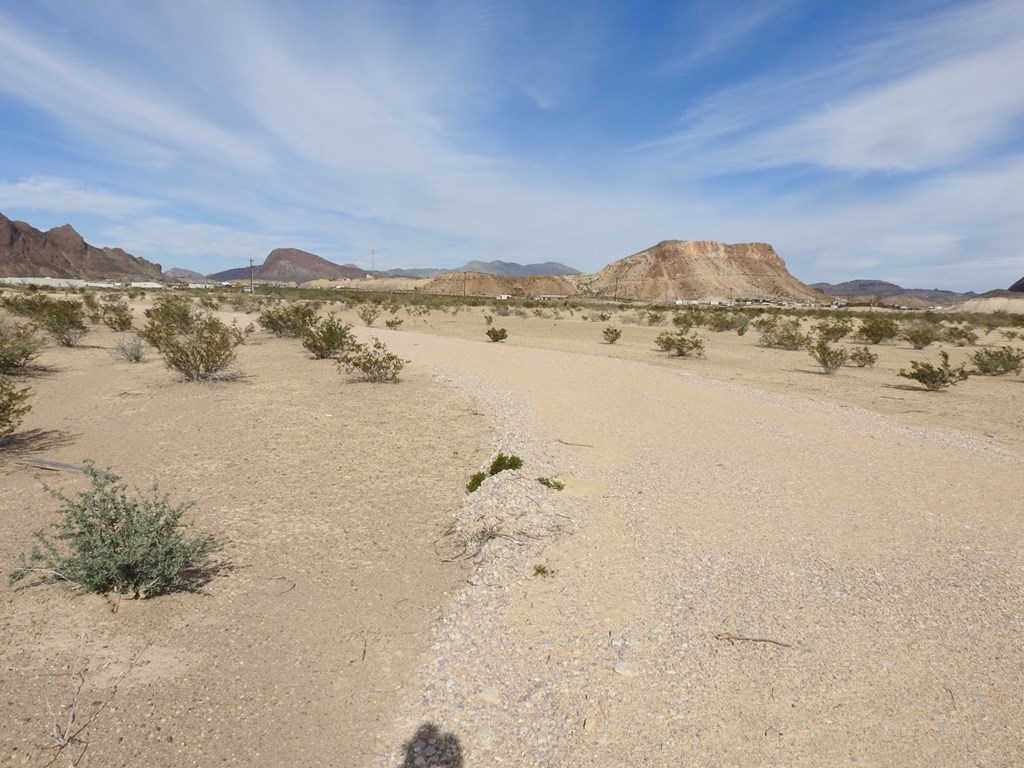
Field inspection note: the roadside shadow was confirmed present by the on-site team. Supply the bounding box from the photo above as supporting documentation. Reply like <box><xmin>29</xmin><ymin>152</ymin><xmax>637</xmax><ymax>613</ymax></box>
<box><xmin>0</xmin><ymin>428</ymin><xmax>78</xmax><ymax>454</ymax></box>
<box><xmin>398</xmin><ymin>722</ymin><xmax>463</xmax><ymax>767</ymax></box>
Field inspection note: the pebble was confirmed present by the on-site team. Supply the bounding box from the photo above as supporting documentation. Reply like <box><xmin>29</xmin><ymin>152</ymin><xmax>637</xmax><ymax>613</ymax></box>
<box><xmin>613</xmin><ymin>661</ymin><xmax>638</xmax><ymax>677</ymax></box>
<box><xmin>479</xmin><ymin>687</ymin><xmax>501</xmax><ymax>704</ymax></box>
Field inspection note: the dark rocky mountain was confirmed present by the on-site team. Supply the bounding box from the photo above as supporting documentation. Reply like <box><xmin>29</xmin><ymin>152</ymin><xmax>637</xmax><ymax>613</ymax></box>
<box><xmin>0</xmin><ymin>212</ymin><xmax>165</xmax><ymax>281</ymax></box>
<box><xmin>1009</xmin><ymin>276</ymin><xmax>1024</xmax><ymax>292</ymax></box>
<box><xmin>383</xmin><ymin>267</ymin><xmax>446</xmax><ymax>279</ymax></box>
<box><xmin>165</xmin><ymin>267</ymin><xmax>207</xmax><ymax>280</ymax></box>
<box><xmin>810</xmin><ymin>280</ymin><xmax>977</xmax><ymax>305</ymax></box>
<box><xmin>457</xmin><ymin>260</ymin><xmax>580</xmax><ymax>277</ymax></box>
<box><xmin>207</xmin><ymin>248</ymin><xmax>367</xmax><ymax>283</ymax></box>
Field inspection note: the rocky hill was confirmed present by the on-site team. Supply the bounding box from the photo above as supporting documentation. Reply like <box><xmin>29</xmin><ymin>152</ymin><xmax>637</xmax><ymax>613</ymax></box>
<box><xmin>457</xmin><ymin>260</ymin><xmax>580</xmax><ymax>277</ymax></box>
<box><xmin>208</xmin><ymin>248</ymin><xmax>367</xmax><ymax>283</ymax></box>
<box><xmin>575</xmin><ymin>240</ymin><xmax>822</xmax><ymax>303</ymax></box>
<box><xmin>421</xmin><ymin>272</ymin><xmax>578</xmax><ymax>298</ymax></box>
<box><xmin>811</xmin><ymin>279</ymin><xmax>976</xmax><ymax>305</ymax></box>
<box><xmin>0</xmin><ymin>212</ymin><xmax>164</xmax><ymax>281</ymax></box>
<box><xmin>1009</xmin><ymin>276</ymin><xmax>1024</xmax><ymax>292</ymax></box>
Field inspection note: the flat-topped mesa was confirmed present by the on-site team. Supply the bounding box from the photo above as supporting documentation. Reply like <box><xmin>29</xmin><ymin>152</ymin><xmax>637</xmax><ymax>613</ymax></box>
<box><xmin>582</xmin><ymin>240</ymin><xmax>821</xmax><ymax>303</ymax></box>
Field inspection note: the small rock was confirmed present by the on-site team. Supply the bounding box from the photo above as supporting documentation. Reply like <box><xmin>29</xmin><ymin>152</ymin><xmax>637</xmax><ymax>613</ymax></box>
<box><xmin>479</xmin><ymin>687</ymin><xmax>501</xmax><ymax>704</ymax></box>
<box><xmin>613</xmin><ymin>661</ymin><xmax>637</xmax><ymax>677</ymax></box>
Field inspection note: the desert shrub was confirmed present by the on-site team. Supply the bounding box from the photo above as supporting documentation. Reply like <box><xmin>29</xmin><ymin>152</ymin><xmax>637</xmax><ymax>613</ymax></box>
<box><xmin>101</xmin><ymin>299</ymin><xmax>135</xmax><ymax>332</ymax></box>
<box><xmin>257</xmin><ymin>304</ymin><xmax>317</xmax><ymax>337</ymax></box>
<box><xmin>8</xmin><ymin>463</ymin><xmax>215</xmax><ymax>598</ymax></box>
<box><xmin>898</xmin><ymin>351</ymin><xmax>970</xmax><ymax>391</ymax></box>
<box><xmin>301</xmin><ymin>314</ymin><xmax>354</xmax><ymax>359</ymax></box>
<box><xmin>900</xmin><ymin>321</ymin><xmax>941</xmax><ymax>349</ymax></box>
<box><xmin>942</xmin><ymin>324</ymin><xmax>979</xmax><ymax>346</ymax></box>
<box><xmin>806</xmin><ymin>336</ymin><xmax>848</xmax><ymax>374</ymax></box>
<box><xmin>646</xmin><ymin>311</ymin><xmax>664</xmax><ymax>326</ymax></box>
<box><xmin>705</xmin><ymin>311</ymin><xmax>743</xmax><ymax>332</ymax></box>
<box><xmin>0</xmin><ymin>320</ymin><xmax>43</xmax><ymax>374</ymax></box>
<box><xmin>39</xmin><ymin>299</ymin><xmax>88</xmax><ymax>347</ymax></box>
<box><xmin>1</xmin><ymin>293</ymin><xmax>52</xmax><ymax>320</ymax></box>
<box><xmin>855</xmin><ymin>315</ymin><xmax>900</xmax><ymax>345</ymax></box>
<box><xmin>0</xmin><ymin>378</ymin><xmax>32</xmax><ymax>440</ymax></box>
<box><xmin>969</xmin><ymin>346</ymin><xmax>1024</xmax><ymax>376</ymax></box>
<box><xmin>467</xmin><ymin>452</ymin><xmax>523</xmax><ymax>493</ymax></box>
<box><xmin>812</xmin><ymin>317</ymin><xmax>853</xmax><ymax>342</ymax></box>
<box><xmin>112</xmin><ymin>336</ymin><xmax>146</xmax><ymax>363</ymax></box>
<box><xmin>384</xmin><ymin>318</ymin><xmax>404</xmax><ymax>330</ymax></box>
<box><xmin>486</xmin><ymin>327</ymin><xmax>508</xmax><ymax>342</ymax></box>
<box><xmin>337</xmin><ymin>337</ymin><xmax>405</xmax><ymax>382</ymax></box>
<box><xmin>603</xmin><ymin>326</ymin><xmax>622</xmax><ymax>344</ymax></box>
<box><xmin>848</xmin><ymin>346</ymin><xmax>879</xmax><ymax>368</ymax></box>
<box><xmin>537</xmin><ymin>477</ymin><xmax>565</xmax><ymax>491</ymax></box>
<box><xmin>999</xmin><ymin>330</ymin><xmax>1021</xmax><ymax>341</ymax></box>
<box><xmin>492</xmin><ymin>304</ymin><xmax>511</xmax><ymax>317</ymax></box>
<box><xmin>483</xmin><ymin>314</ymin><xmax>493</xmax><ymax>326</ymax></box>
<box><xmin>196</xmin><ymin>296</ymin><xmax>221</xmax><ymax>311</ymax></box>
<box><xmin>141</xmin><ymin>298</ymin><xmax>243</xmax><ymax>381</ymax></box>
<box><xmin>753</xmin><ymin>316</ymin><xmax>806</xmax><ymax>350</ymax></box>
<box><xmin>81</xmin><ymin>292</ymin><xmax>102</xmax><ymax>324</ymax></box>
<box><xmin>655</xmin><ymin>330</ymin><xmax>705</xmax><ymax>357</ymax></box>
<box><xmin>356</xmin><ymin>305</ymin><xmax>381</xmax><ymax>327</ymax></box>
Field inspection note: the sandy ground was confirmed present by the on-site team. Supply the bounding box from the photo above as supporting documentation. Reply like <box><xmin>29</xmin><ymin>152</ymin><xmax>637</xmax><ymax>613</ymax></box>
<box><xmin>2</xmin><ymin>298</ymin><xmax>1022</xmax><ymax>767</ymax></box>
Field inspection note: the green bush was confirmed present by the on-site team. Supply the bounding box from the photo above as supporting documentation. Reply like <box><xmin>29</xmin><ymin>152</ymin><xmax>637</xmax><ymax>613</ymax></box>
<box><xmin>848</xmin><ymin>346</ymin><xmax>879</xmax><ymax>368</ymax></box>
<box><xmin>112</xmin><ymin>336</ymin><xmax>146</xmax><ymax>363</ymax></box>
<box><xmin>337</xmin><ymin>337</ymin><xmax>405</xmax><ymax>382</ymax></box>
<box><xmin>356</xmin><ymin>305</ymin><xmax>382</xmax><ymax>327</ymax></box>
<box><xmin>384</xmin><ymin>317</ymin><xmax>404</xmax><ymax>330</ymax></box>
<box><xmin>537</xmin><ymin>477</ymin><xmax>565</xmax><ymax>491</ymax></box>
<box><xmin>257</xmin><ymin>304</ymin><xmax>317</xmax><ymax>337</ymax></box>
<box><xmin>900</xmin><ymin>321</ymin><xmax>941</xmax><ymax>349</ymax></box>
<box><xmin>942</xmin><ymin>324</ymin><xmax>979</xmax><ymax>346</ymax></box>
<box><xmin>301</xmin><ymin>314</ymin><xmax>354</xmax><ymax>359</ymax></box>
<box><xmin>486</xmin><ymin>327</ymin><xmax>508</xmax><ymax>342</ymax></box>
<box><xmin>855</xmin><ymin>315</ymin><xmax>900</xmax><ymax>345</ymax></box>
<box><xmin>40</xmin><ymin>299</ymin><xmax>89</xmax><ymax>347</ymax></box>
<box><xmin>812</xmin><ymin>317</ymin><xmax>853</xmax><ymax>342</ymax></box>
<box><xmin>898</xmin><ymin>351</ymin><xmax>970</xmax><ymax>391</ymax></box>
<box><xmin>752</xmin><ymin>316</ymin><xmax>806</xmax><ymax>350</ymax></box>
<box><xmin>655</xmin><ymin>330</ymin><xmax>705</xmax><ymax>357</ymax></box>
<box><xmin>9</xmin><ymin>463</ymin><xmax>216</xmax><ymax>598</ymax></box>
<box><xmin>806</xmin><ymin>336</ymin><xmax>848</xmax><ymax>374</ymax></box>
<box><xmin>101</xmin><ymin>299</ymin><xmax>135</xmax><ymax>332</ymax></box>
<box><xmin>970</xmin><ymin>346</ymin><xmax>1024</xmax><ymax>376</ymax></box>
<box><xmin>0</xmin><ymin>378</ymin><xmax>32</xmax><ymax>441</ymax></box>
<box><xmin>140</xmin><ymin>297</ymin><xmax>243</xmax><ymax>381</ymax></box>
<box><xmin>467</xmin><ymin>452</ymin><xmax>523</xmax><ymax>493</ymax></box>
<box><xmin>1</xmin><ymin>293</ymin><xmax>52</xmax><ymax>320</ymax></box>
<box><xmin>0</xmin><ymin>320</ymin><xmax>43</xmax><ymax>374</ymax></box>
<box><xmin>603</xmin><ymin>326</ymin><xmax>622</xmax><ymax>344</ymax></box>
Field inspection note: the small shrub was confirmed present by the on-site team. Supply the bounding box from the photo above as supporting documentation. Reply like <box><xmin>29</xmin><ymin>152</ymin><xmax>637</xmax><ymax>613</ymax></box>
<box><xmin>141</xmin><ymin>299</ymin><xmax>243</xmax><ymax>381</ymax></box>
<box><xmin>467</xmin><ymin>452</ymin><xmax>523</xmax><ymax>493</ymax></box>
<box><xmin>40</xmin><ymin>300</ymin><xmax>89</xmax><ymax>347</ymax></box>
<box><xmin>301</xmin><ymin>315</ymin><xmax>353</xmax><ymax>359</ymax></box>
<box><xmin>356</xmin><ymin>305</ymin><xmax>382</xmax><ymax>327</ymax></box>
<box><xmin>0</xmin><ymin>378</ymin><xmax>32</xmax><ymax>440</ymax></box>
<box><xmin>483</xmin><ymin>314</ymin><xmax>493</xmax><ymax>326</ymax></box>
<box><xmin>855</xmin><ymin>315</ymin><xmax>900</xmax><ymax>345</ymax></box>
<box><xmin>806</xmin><ymin>336</ymin><xmax>848</xmax><ymax>374</ymax></box>
<box><xmin>337</xmin><ymin>337</ymin><xmax>405</xmax><ymax>382</ymax></box>
<box><xmin>537</xmin><ymin>477</ymin><xmax>565</xmax><ymax>491</ymax></box>
<box><xmin>999</xmin><ymin>330</ymin><xmax>1020</xmax><ymax>342</ymax></box>
<box><xmin>655</xmin><ymin>330</ymin><xmax>705</xmax><ymax>357</ymax></box>
<box><xmin>258</xmin><ymin>304</ymin><xmax>317</xmax><ymax>337</ymax></box>
<box><xmin>112</xmin><ymin>336</ymin><xmax>146</xmax><ymax>363</ymax></box>
<box><xmin>466</xmin><ymin>471</ymin><xmax>487</xmax><ymax>493</ymax></box>
<box><xmin>753</xmin><ymin>316</ymin><xmax>805</xmax><ymax>350</ymax></box>
<box><xmin>812</xmin><ymin>317</ymin><xmax>853</xmax><ymax>342</ymax></box>
<box><xmin>900</xmin><ymin>321</ymin><xmax>941</xmax><ymax>349</ymax></box>
<box><xmin>533</xmin><ymin>564</ymin><xmax>552</xmax><ymax>577</ymax></box>
<box><xmin>101</xmin><ymin>300</ymin><xmax>135</xmax><ymax>332</ymax></box>
<box><xmin>942</xmin><ymin>324</ymin><xmax>979</xmax><ymax>346</ymax></box>
<box><xmin>603</xmin><ymin>326</ymin><xmax>622</xmax><ymax>344</ymax></box>
<box><xmin>898</xmin><ymin>351</ymin><xmax>970</xmax><ymax>391</ymax></box>
<box><xmin>970</xmin><ymin>346</ymin><xmax>1024</xmax><ymax>376</ymax></box>
<box><xmin>384</xmin><ymin>318</ymin><xmax>404</xmax><ymax>330</ymax></box>
<box><xmin>8</xmin><ymin>463</ymin><xmax>216</xmax><ymax>598</ymax></box>
<box><xmin>486</xmin><ymin>327</ymin><xmax>508</xmax><ymax>343</ymax></box>
<box><xmin>0</xmin><ymin>320</ymin><xmax>43</xmax><ymax>374</ymax></box>
<box><xmin>848</xmin><ymin>346</ymin><xmax>878</xmax><ymax>368</ymax></box>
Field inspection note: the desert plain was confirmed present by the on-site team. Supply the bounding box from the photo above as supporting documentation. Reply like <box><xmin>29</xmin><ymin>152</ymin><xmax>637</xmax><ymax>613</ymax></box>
<box><xmin>1</xmin><ymin>294</ymin><xmax>1023</xmax><ymax>767</ymax></box>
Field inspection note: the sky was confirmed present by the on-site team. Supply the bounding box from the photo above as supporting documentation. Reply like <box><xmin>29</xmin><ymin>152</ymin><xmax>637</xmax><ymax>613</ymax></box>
<box><xmin>1</xmin><ymin>0</ymin><xmax>1023</xmax><ymax>291</ymax></box>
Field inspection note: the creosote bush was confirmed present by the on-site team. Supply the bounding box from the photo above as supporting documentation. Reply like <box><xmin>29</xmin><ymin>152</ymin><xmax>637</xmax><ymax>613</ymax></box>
<box><xmin>603</xmin><ymin>326</ymin><xmax>622</xmax><ymax>344</ymax></box>
<box><xmin>0</xmin><ymin>377</ymin><xmax>32</xmax><ymax>441</ymax></box>
<box><xmin>537</xmin><ymin>476</ymin><xmax>565</xmax><ymax>491</ymax></box>
<box><xmin>9</xmin><ymin>463</ymin><xmax>216</xmax><ymax>599</ymax></box>
<box><xmin>101</xmin><ymin>299</ymin><xmax>135</xmax><ymax>332</ymax></box>
<box><xmin>466</xmin><ymin>452</ymin><xmax>524</xmax><ymax>493</ymax></box>
<box><xmin>112</xmin><ymin>336</ymin><xmax>146</xmax><ymax>363</ymax></box>
<box><xmin>900</xmin><ymin>321</ymin><xmax>941</xmax><ymax>349</ymax></box>
<box><xmin>855</xmin><ymin>315</ymin><xmax>900</xmax><ymax>345</ymax></box>
<box><xmin>301</xmin><ymin>314</ymin><xmax>354</xmax><ymax>359</ymax></box>
<box><xmin>812</xmin><ymin>317</ymin><xmax>853</xmax><ymax>342</ymax></box>
<box><xmin>848</xmin><ymin>346</ymin><xmax>879</xmax><ymax>368</ymax></box>
<box><xmin>752</xmin><ymin>316</ymin><xmax>805</xmax><ymax>350</ymax></box>
<box><xmin>486</xmin><ymin>327</ymin><xmax>508</xmax><ymax>342</ymax></box>
<box><xmin>805</xmin><ymin>336</ymin><xmax>848</xmax><ymax>375</ymax></box>
<box><xmin>384</xmin><ymin>318</ymin><xmax>404</xmax><ymax>330</ymax></box>
<box><xmin>337</xmin><ymin>337</ymin><xmax>405</xmax><ymax>382</ymax></box>
<box><xmin>140</xmin><ymin>296</ymin><xmax>245</xmax><ymax>381</ymax></box>
<box><xmin>898</xmin><ymin>351</ymin><xmax>970</xmax><ymax>391</ymax></box>
<box><xmin>258</xmin><ymin>304</ymin><xmax>317</xmax><ymax>337</ymax></box>
<box><xmin>970</xmin><ymin>346</ymin><xmax>1024</xmax><ymax>376</ymax></box>
<box><xmin>40</xmin><ymin>299</ymin><xmax>89</xmax><ymax>347</ymax></box>
<box><xmin>655</xmin><ymin>330</ymin><xmax>705</xmax><ymax>357</ymax></box>
<box><xmin>0</xmin><ymin>320</ymin><xmax>43</xmax><ymax>374</ymax></box>
<box><xmin>356</xmin><ymin>305</ymin><xmax>382</xmax><ymax>327</ymax></box>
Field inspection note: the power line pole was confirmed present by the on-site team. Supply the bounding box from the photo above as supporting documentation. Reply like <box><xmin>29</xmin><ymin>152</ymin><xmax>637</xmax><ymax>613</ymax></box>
<box><xmin>249</xmin><ymin>258</ymin><xmax>254</xmax><ymax>294</ymax></box>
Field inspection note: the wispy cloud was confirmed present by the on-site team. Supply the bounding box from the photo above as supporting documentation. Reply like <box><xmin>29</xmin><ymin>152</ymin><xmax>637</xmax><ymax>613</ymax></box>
<box><xmin>0</xmin><ymin>177</ymin><xmax>154</xmax><ymax>218</ymax></box>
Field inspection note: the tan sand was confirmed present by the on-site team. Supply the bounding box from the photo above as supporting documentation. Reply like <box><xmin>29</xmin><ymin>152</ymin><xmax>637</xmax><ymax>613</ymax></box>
<box><xmin>2</xmin><ymin>299</ymin><xmax>1022</xmax><ymax>767</ymax></box>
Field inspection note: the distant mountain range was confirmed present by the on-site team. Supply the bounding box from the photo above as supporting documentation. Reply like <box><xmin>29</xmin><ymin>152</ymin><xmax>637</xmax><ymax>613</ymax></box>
<box><xmin>810</xmin><ymin>280</ymin><xmax>977</xmax><ymax>305</ymax></box>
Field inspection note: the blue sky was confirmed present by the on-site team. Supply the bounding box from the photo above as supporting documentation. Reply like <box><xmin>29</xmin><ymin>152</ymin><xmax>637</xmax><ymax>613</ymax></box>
<box><xmin>1</xmin><ymin>0</ymin><xmax>1022</xmax><ymax>290</ymax></box>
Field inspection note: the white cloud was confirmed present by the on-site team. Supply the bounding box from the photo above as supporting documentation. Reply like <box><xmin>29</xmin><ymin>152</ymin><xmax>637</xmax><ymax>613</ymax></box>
<box><xmin>0</xmin><ymin>177</ymin><xmax>154</xmax><ymax>218</ymax></box>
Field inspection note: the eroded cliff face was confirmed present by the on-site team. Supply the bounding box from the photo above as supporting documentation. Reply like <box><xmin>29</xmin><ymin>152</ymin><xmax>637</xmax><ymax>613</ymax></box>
<box><xmin>577</xmin><ymin>240</ymin><xmax>822</xmax><ymax>302</ymax></box>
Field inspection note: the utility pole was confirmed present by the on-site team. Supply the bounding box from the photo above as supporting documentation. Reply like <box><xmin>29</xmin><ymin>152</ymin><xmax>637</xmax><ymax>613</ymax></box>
<box><xmin>371</xmin><ymin>249</ymin><xmax>375</xmax><ymax>274</ymax></box>
<box><xmin>249</xmin><ymin>258</ymin><xmax>254</xmax><ymax>294</ymax></box>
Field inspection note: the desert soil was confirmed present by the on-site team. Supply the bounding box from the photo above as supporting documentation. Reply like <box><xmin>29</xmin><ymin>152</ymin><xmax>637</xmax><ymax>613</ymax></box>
<box><xmin>2</xmin><ymin>299</ymin><xmax>1022</xmax><ymax>767</ymax></box>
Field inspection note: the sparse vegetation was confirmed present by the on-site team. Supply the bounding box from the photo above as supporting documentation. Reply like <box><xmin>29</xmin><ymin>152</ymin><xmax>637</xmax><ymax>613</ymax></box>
<box><xmin>855</xmin><ymin>315</ymin><xmax>900</xmax><ymax>345</ymax></box>
<box><xmin>0</xmin><ymin>377</ymin><xmax>32</xmax><ymax>441</ymax></box>
<box><xmin>898</xmin><ymin>351</ymin><xmax>970</xmax><ymax>391</ymax></box>
<box><xmin>337</xmin><ymin>337</ymin><xmax>405</xmax><ymax>382</ymax></box>
<box><xmin>0</xmin><ymin>320</ymin><xmax>43</xmax><ymax>374</ymax></box>
<box><xmin>533</xmin><ymin>564</ymin><xmax>552</xmax><ymax>577</ymax></box>
<box><xmin>101</xmin><ymin>299</ymin><xmax>135</xmax><ymax>332</ymax></box>
<box><xmin>39</xmin><ymin>299</ymin><xmax>89</xmax><ymax>347</ymax></box>
<box><xmin>848</xmin><ymin>346</ymin><xmax>879</xmax><ymax>368</ymax></box>
<box><xmin>258</xmin><ymin>304</ymin><xmax>317</xmax><ymax>337</ymax></box>
<box><xmin>112</xmin><ymin>336</ymin><xmax>146</xmax><ymax>363</ymax></box>
<box><xmin>301</xmin><ymin>314</ymin><xmax>354</xmax><ymax>359</ymax></box>
<box><xmin>486</xmin><ymin>327</ymin><xmax>508</xmax><ymax>342</ymax></box>
<box><xmin>942</xmin><ymin>323</ymin><xmax>979</xmax><ymax>346</ymax></box>
<box><xmin>384</xmin><ymin>317</ymin><xmax>404</xmax><ymax>330</ymax></box>
<box><xmin>900</xmin><ymin>321</ymin><xmax>942</xmax><ymax>349</ymax></box>
<box><xmin>140</xmin><ymin>296</ymin><xmax>245</xmax><ymax>381</ymax></box>
<box><xmin>603</xmin><ymin>326</ymin><xmax>622</xmax><ymax>344</ymax></box>
<box><xmin>9</xmin><ymin>463</ymin><xmax>216</xmax><ymax>598</ymax></box>
<box><xmin>467</xmin><ymin>451</ymin><xmax>524</xmax><ymax>492</ymax></box>
<box><xmin>969</xmin><ymin>346</ymin><xmax>1024</xmax><ymax>376</ymax></box>
<box><xmin>537</xmin><ymin>477</ymin><xmax>565</xmax><ymax>491</ymax></box>
<box><xmin>655</xmin><ymin>330</ymin><xmax>705</xmax><ymax>357</ymax></box>
<box><xmin>356</xmin><ymin>305</ymin><xmax>382</xmax><ymax>327</ymax></box>
<box><xmin>805</xmin><ymin>336</ymin><xmax>848</xmax><ymax>374</ymax></box>
<box><xmin>812</xmin><ymin>317</ymin><xmax>853</xmax><ymax>342</ymax></box>
<box><xmin>752</xmin><ymin>315</ymin><xmax>806</xmax><ymax>350</ymax></box>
